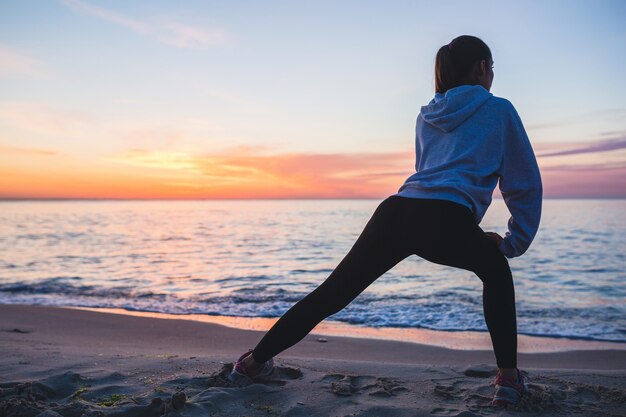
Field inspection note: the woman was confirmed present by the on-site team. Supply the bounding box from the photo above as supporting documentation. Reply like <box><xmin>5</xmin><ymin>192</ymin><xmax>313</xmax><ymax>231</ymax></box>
<box><xmin>229</xmin><ymin>35</ymin><xmax>542</xmax><ymax>408</ymax></box>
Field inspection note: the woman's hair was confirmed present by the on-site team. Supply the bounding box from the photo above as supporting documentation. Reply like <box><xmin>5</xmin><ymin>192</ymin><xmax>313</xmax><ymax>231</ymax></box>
<box><xmin>435</xmin><ymin>35</ymin><xmax>492</xmax><ymax>94</ymax></box>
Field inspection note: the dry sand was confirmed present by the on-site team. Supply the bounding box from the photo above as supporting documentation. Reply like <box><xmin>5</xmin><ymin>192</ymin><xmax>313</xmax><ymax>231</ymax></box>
<box><xmin>1</xmin><ymin>304</ymin><xmax>624</xmax><ymax>416</ymax></box>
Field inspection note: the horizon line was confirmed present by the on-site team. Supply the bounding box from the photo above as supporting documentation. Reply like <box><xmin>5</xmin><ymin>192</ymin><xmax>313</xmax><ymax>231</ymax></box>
<box><xmin>1</xmin><ymin>196</ymin><xmax>626</xmax><ymax>202</ymax></box>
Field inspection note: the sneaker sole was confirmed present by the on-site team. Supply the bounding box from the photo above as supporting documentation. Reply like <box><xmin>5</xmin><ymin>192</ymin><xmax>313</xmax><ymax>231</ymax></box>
<box><xmin>492</xmin><ymin>385</ymin><xmax>525</xmax><ymax>407</ymax></box>
<box><xmin>228</xmin><ymin>358</ymin><xmax>274</xmax><ymax>386</ymax></box>
<box><xmin>228</xmin><ymin>369</ymin><xmax>253</xmax><ymax>386</ymax></box>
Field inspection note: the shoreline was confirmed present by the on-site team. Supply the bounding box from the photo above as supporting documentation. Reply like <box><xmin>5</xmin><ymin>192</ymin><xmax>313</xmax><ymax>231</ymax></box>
<box><xmin>71</xmin><ymin>306</ymin><xmax>626</xmax><ymax>353</ymax></box>
<box><xmin>2</xmin><ymin>303</ymin><xmax>625</xmax><ymax>416</ymax></box>
<box><xmin>2</xmin><ymin>303</ymin><xmax>625</xmax><ymax>370</ymax></box>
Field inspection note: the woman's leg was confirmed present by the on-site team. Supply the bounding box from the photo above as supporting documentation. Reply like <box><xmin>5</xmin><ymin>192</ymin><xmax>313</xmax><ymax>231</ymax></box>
<box><xmin>410</xmin><ymin>204</ymin><xmax>518</xmax><ymax>369</ymax></box>
<box><xmin>249</xmin><ymin>196</ymin><xmax>517</xmax><ymax>369</ymax></box>
<box><xmin>251</xmin><ymin>196</ymin><xmax>415</xmax><ymax>363</ymax></box>
<box><xmin>478</xmin><ymin>258</ymin><xmax>517</xmax><ymax>369</ymax></box>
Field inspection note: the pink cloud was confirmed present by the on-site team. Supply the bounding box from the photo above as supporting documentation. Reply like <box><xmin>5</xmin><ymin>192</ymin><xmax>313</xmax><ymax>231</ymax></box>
<box><xmin>0</xmin><ymin>145</ymin><xmax>58</xmax><ymax>156</ymax></box>
<box><xmin>4</xmin><ymin>135</ymin><xmax>626</xmax><ymax>198</ymax></box>
<box><xmin>0</xmin><ymin>44</ymin><xmax>45</xmax><ymax>78</ymax></box>
<box><xmin>59</xmin><ymin>0</ymin><xmax>229</xmax><ymax>49</ymax></box>
<box><xmin>537</xmin><ymin>137</ymin><xmax>626</xmax><ymax>158</ymax></box>
<box><xmin>540</xmin><ymin>164</ymin><xmax>626</xmax><ymax>198</ymax></box>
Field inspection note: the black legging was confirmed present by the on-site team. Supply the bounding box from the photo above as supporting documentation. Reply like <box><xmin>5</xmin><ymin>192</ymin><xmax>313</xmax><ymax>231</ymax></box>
<box><xmin>251</xmin><ymin>195</ymin><xmax>517</xmax><ymax>368</ymax></box>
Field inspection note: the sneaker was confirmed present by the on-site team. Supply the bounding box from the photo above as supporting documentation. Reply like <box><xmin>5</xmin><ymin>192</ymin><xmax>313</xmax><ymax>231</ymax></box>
<box><xmin>228</xmin><ymin>349</ymin><xmax>274</xmax><ymax>386</ymax></box>
<box><xmin>492</xmin><ymin>368</ymin><xmax>527</xmax><ymax>407</ymax></box>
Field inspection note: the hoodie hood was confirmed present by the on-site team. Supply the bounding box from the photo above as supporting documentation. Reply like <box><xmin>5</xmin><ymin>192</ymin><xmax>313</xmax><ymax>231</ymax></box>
<box><xmin>421</xmin><ymin>85</ymin><xmax>493</xmax><ymax>133</ymax></box>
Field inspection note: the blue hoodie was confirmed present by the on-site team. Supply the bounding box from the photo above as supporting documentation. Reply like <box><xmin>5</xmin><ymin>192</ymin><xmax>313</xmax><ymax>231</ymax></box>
<box><xmin>394</xmin><ymin>85</ymin><xmax>542</xmax><ymax>258</ymax></box>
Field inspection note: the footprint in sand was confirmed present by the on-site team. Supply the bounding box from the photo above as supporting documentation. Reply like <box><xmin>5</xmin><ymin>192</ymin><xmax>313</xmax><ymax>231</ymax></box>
<box><xmin>432</xmin><ymin>378</ymin><xmax>492</xmax><ymax>413</ymax></box>
<box><xmin>463</xmin><ymin>363</ymin><xmax>498</xmax><ymax>378</ymax></box>
<box><xmin>459</xmin><ymin>371</ymin><xmax>624</xmax><ymax>415</ymax></box>
<box><xmin>205</xmin><ymin>362</ymin><xmax>303</xmax><ymax>388</ymax></box>
<box><xmin>508</xmin><ymin>379</ymin><xmax>625</xmax><ymax>414</ymax></box>
<box><xmin>433</xmin><ymin>383</ymin><xmax>456</xmax><ymax>400</ymax></box>
<box><xmin>322</xmin><ymin>373</ymin><xmax>408</xmax><ymax>397</ymax></box>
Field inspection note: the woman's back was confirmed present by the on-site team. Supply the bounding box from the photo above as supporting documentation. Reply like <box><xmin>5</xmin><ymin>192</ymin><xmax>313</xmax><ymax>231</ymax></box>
<box><xmin>397</xmin><ymin>85</ymin><xmax>510</xmax><ymax>220</ymax></box>
<box><xmin>395</xmin><ymin>84</ymin><xmax>542</xmax><ymax>259</ymax></box>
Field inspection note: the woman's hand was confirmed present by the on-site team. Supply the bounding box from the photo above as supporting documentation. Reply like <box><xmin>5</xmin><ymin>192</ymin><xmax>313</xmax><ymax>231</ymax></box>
<box><xmin>484</xmin><ymin>232</ymin><xmax>503</xmax><ymax>246</ymax></box>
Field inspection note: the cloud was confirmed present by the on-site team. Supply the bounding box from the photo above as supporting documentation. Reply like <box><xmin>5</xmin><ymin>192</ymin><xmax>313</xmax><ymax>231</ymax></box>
<box><xmin>539</xmin><ymin>163</ymin><xmax>626</xmax><ymax>198</ymax></box>
<box><xmin>0</xmin><ymin>102</ymin><xmax>93</xmax><ymax>135</ymax></box>
<box><xmin>106</xmin><ymin>149</ymin><xmax>199</xmax><ymax>171</ymax></box>
<box><xmin>0</xmin><ymin>145</ymin><xmax>58</xmax><ymax>156</ymax></box>
<box><xmin>526</xmin><ymin>109</ymin><xmax>626</xmax><ymax>131</ymax></box>
<box><xmin>0</xmin><ymin>44</ymin><xmax>45</xmax><ymax>78</ymax></box>
<box><xmin>155</xmin><ymin>21</ymin><xmax>228</xmax><ymax>49</ymax></box>
<box><xmin>191</xmin><ymin>151</ymin><xmax>412</xmax><ymax>181</ymax></box>
<box><xmin>5</xmin><ymin>143</ymin><xmax>626</xmax><ymax>198</ymax></box>
<box><xmin>540</xmin><ymin>162</ymin><xmax>626</xmax><ymax>172</ymax></box>
<box><xmin>59</xmin><ymin>0</ymin><xmax>228</xmax><ymax>49</ymax></box>
<box><xmin>215</xmin><ymin>144</ymin><xmax>279</xmax><ymax>156</ymax></box>
<box><xmin>102</xmin><ymin>144</ymin><xmax>626</xmax><ymax>198</ymax></box>
<box><xmin>103</xmin><ymin>139</ymin><xmax>626</xmax><ymax>198</ymax></box>
<box><xmin>105</xmin><ymin>148</ymin><xmax>414</xmax><ymax>198</ymax></box>
<box><xmin>532</xmin><ymin>137</ymin><xmax>626</xmax><ymax>196</ymax></box>
<box><xmin>536</xmin><ymin>137</ymin><xmax>626</xmax><ymax>158</ymax></box>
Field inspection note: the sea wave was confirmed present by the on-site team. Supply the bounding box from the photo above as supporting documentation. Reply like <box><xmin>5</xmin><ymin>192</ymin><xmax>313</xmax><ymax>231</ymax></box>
<box><xmin>1</xmin><ymin>278</ymin><xmax>624</xmax><ymax>343</ymax></box>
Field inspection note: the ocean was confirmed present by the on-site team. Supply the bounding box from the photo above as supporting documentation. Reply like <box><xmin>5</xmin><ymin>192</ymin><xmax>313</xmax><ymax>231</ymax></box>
<box><xmin>0</xmin><ymin>198</ymin><xmax>624</xmax><ymax>343</ymax></box>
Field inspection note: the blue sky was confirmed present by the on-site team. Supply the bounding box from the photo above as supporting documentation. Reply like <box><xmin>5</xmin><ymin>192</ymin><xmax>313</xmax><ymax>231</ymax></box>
<box><xmin>1</xmin><ymin>0</ymin><xmax>625</xmax><ymax>198</ymax></box>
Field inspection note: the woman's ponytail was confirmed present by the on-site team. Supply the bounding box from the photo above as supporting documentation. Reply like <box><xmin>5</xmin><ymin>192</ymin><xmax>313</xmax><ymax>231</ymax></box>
<box><xmin>435</xmin><ymin>35</ymin><xmax>492</xmax><ymax>94</ymax></box>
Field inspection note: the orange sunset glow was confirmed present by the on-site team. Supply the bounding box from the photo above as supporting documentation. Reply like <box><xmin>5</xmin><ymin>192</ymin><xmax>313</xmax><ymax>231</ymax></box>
<box><xmin>3</xmin><ymin>140</ymin><xmax>625</xmax><ymax>199</ymax></box>
<box><xmin>1</xmin><ymin>146</ymin><xmax>414</xmax><ymax>199</ymax></box>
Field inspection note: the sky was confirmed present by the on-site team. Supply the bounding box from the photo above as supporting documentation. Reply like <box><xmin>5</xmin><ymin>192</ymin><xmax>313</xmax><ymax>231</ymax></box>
<box><xmin>0</xmin><ymin>0</ymin><xmax>625</xmax><ymax>199</ymax></box>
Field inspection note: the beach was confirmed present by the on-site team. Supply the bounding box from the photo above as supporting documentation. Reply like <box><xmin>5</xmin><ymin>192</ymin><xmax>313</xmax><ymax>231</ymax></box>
<box><xmin>3</xmin><ymin>0</ymin><xmax>626</xmax><ymax>415</ymax></box>
<box><xmin>1</xmin><ymin>304</ymin><xmax>625</xmax><ymax>417</ymax></box>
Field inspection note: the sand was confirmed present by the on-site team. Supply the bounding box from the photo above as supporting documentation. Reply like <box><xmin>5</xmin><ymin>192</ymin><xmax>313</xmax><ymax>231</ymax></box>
<box><xmin>1</xmin><ymin>304</ymin><xmax>625</xmax><ymax>417</ymax></box>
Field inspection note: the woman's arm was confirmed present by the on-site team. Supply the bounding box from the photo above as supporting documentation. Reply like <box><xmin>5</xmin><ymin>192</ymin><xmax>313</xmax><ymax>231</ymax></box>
<box><xmin>497</xmin><ymin>103</ymin><xmax>543</xmax><ymax>258</ymax></box>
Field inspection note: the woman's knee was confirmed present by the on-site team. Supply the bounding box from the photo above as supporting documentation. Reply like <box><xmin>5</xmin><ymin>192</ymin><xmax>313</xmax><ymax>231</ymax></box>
<box><xmin>308</xmin><ymin>276</ymin><xmax>358</xmax><ymax>316</ymax></box>
<box><xmin>475</xmin><ymin>257</ymin><xmax>512</xmax><ymax>285</ymax></box>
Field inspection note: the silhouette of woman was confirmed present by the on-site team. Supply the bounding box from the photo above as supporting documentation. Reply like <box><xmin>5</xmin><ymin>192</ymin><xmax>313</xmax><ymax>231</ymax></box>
<box><xmin>230</xmin><ymin>35</ymin><xmax>542</xmax><ymax>407</ymax></box>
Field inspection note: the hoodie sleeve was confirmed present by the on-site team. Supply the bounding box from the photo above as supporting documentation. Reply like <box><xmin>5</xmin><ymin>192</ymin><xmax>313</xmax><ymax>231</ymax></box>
<box><xmin>497</xmin><ymin>102</ymin><xmax>543</xmax><ymax>258</ymax></box>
